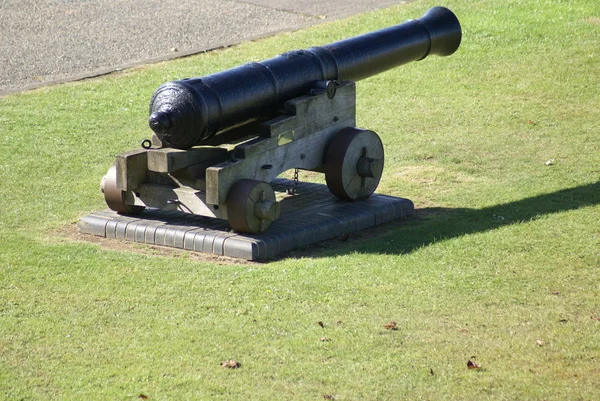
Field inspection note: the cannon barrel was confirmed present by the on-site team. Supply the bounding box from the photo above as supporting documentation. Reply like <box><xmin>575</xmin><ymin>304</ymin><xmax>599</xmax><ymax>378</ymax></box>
<box><xmin>149</xmin><ymin>6</ymin><xmax>462</xmax><ymax>149</ymax></box>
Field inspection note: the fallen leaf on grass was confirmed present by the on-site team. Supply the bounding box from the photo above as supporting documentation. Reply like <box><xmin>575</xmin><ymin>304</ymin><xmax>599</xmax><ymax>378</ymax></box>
<box><xmin>536</xmin><ymin>339</ymin><xmax>545</xmax><ymax>346</ymax></box>
<box><xmin>383</xmin><ymin>321</ymin><xmax>398</xmax><ymax>330</ymax></box>
<box><xmin>221</xmin><ymin>360</ymin><xmax>241</xmax><ymax>369</ymax></box>
<box><xmin>323</xmin><ymin>395</ymin><xmax>335</xmax><ymax>400</ymax></box>
<box><xmin>467</xmin><ymin>360</ymin><xmax>481</xmax><ymax>369</ymax></box>
<box><xmin>317</xmin><ymin>321</ymin><xmax>325</xmax><ymax>328</ymax></box>
<box><xmin>430</xmin><ymin>368</ymin><xmax>434</xmax><ymax>376</ymax></box>
<box><xmin>591</xmin><ymin>315</ymin><xmax>600</xmax><ymax>321</ymax></box>
<box><xmin>320</xmin><ymin>337</ymin><xmax>330</xmax><ymax>342</ymax></box>
<box><xmin>552</xmin><ymin>290</ymin><xmax>560</xmax><ymax>295</ymax></box>
<box><xmin>138</xmin><ymin>395</ymin><xmax>149</xmax><ymax>400</ymax></box>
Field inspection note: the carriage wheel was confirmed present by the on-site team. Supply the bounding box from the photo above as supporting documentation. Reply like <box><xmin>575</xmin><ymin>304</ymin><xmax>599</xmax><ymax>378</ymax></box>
<box><xmin>325</xmin><ymin>127</ymin><xmax>384</xmax><ymax>200</ymax></box>
<box><xmin>100</xmin><ymin>164</ymin><xmax>144</xmax><ymax>214</ymax></box>
<box><xmin>227</xmin><ymin>179</ymin><xmax>280</xmax><ymax>234</ymax></box>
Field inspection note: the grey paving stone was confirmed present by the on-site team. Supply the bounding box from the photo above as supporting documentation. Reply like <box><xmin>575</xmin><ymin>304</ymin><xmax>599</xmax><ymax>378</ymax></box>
<box><xmin>201</xmin><ymin>231</ymin><xmax>220</xmax><ymax>254</ymax></box>
<box><xmin>154</xmin><ymin>226</ymin><xmax>169</xmax><ymax>246</ymax></box>
<box><xmin>77</xmin><ymin>214</ymin><xmax>109</xmax><ymax>237</ymax></box>
<box><xmin>105</xmin><ymin>220</ymin><xmax>119</xmax><ymax>239</ymax></box>
<box><xmin>223</xmin><ymin>237</ymin><xmax>260</xmax><ymax>260</ymax></box>
<box><xmin>125</xmin><ymin>221</ymin><xmax>137</xmax><ymax>241</ymax></box>
<box><xmin>213</xmin><ymin>233</ymin><xmax>238</xmax><ymax>256</ymax></box>
<box><xmin>115</xmin><ymin>220</ymin><xmax>130</xmax><ymax>239</ymax></box>
<box><xmin>193</xmin><ymin>232</ymin><xmax>207</xmax><ymax>252</ymax></box>
<box><xmin>134</xmin><ymin>224</ymin><xmax>147</xmax><ymax>243</ymax></box>
<box><xmin>183</xmin><ymin>230</ymin><xmax>199</xmax><ymax>251</ymax></box>
<box><xmin>172</xmin><ymin>227</ymin><xmax>187</xmax><ymax>245</ymax></box>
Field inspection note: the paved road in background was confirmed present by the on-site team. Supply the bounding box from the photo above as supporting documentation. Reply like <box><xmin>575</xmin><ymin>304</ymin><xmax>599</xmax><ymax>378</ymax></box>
<box><xmin>0</xmin><ymin>0</ymin><xmax>413</xmax><ymax>96</ymax></box>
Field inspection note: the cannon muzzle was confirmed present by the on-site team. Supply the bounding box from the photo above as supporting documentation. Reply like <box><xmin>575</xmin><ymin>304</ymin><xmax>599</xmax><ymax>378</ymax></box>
<box><xmin>149</xmin><ymin>6</ymin><xmax>461</xmax><ymax>149</ymax></box>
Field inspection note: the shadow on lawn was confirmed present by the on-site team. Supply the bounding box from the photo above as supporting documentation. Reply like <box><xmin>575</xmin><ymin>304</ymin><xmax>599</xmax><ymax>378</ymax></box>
<box><xmin>300</xmin><ymin>181</ymin><xmax>600</xmax><ymax>257</ymax></box>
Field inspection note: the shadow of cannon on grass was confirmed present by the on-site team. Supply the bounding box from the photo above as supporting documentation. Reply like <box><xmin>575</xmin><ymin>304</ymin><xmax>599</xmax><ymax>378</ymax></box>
<box><xmin>298</xmin><ymin>181</ymin><xmax>600</xmax><ymax>258</ymax></box>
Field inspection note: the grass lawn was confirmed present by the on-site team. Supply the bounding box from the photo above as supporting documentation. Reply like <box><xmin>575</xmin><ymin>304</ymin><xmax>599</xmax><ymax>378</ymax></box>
<box><xmin>1</xmin><ymin>0</ymin><xmax>599</xmax><ymax>399</ymax></box>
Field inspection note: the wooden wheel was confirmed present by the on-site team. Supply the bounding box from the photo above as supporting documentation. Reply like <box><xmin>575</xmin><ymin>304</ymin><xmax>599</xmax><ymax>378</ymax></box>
<box><xmin>100</xmin><ymin>164</ymin><xmax>144</xmax><ymax>214</ymax></box>
<box><xmin>325</xmin><ymin>127</ymin><xmax>384</xmax><ymax>200</ymax></box>
<box><xmin>227</xmin><ymin>179</ymin><xmax>281</xmax><ymax>234</ymax></box>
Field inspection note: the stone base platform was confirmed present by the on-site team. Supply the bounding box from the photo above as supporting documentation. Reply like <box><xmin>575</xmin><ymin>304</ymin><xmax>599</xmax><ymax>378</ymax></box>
<box><xmin>78</xmin><ymin>178</ymin><xmax>414</xmax><ymax>260</ymax></box>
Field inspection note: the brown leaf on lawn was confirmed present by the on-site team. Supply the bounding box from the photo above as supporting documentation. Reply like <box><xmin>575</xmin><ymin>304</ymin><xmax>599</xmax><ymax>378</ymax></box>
<box><xmin>552</xmin><ymin>290</ymin><xmax>560</xmax><ymax>295</ymax></box>
<box><xmin>383</xmin><ymin>321</ymin><xmax>398</xmax><ymax>330</ymax></box>
<box><xmin>591</xmin><ymin>315</ymin><xmax>600</xmax><ymax>321</ymax></box>
<box><xmin>536</xmin><ymin>339</ymin><xmax>544</xmax><ymax>346</ymax></box>
<box><xmin>221</xmin><ymin>359</ymin><xmax>241</xmax><ymax>369</ymax></box>
<box><xmin>138</xmin><ymin>395</ymin><xmax>149</xmax><ymax>400</ymax></box>
<box><xmin>430</xmin><ymin>368</ymin><xmax>434</xmax><ymax>376</ymax></box>
<box><xmin>323</xmin><ymin>395</ymin><xmax>335</xmax><ymax>400</ymax></box>
<box><xmin>467</xmin><ymin>360</ymin><xmax>481</xmax><ymax>369</ymax></box>
<box><xmin>320</xmin><ymin>337</ymin><xmax>330</xmax><ymax>342</ymax></box>
<box><xmin>317</xmin><ymin>321</ymin><xmax>325</xmax><ymax>328</ymax></box>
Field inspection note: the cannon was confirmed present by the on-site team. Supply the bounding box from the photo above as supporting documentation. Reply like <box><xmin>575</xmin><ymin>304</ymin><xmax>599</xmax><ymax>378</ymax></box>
<box><xmin>101</xmin><ymin>6</ymin><xmax>461</xmax><ymax>234</ymax></box>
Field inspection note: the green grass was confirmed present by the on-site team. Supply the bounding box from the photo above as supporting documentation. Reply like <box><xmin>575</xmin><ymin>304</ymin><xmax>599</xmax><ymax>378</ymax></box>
<box><xmin>1</xmin><ymin>0</ymin><xmax>599</xmax><ymax>399</ymax></box>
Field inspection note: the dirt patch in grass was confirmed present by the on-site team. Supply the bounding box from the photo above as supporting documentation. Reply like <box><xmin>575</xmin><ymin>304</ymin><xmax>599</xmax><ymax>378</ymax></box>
<box><xmin>53</xmin><ymin>222</ymin><xmax>252</xmax><ymax>265</ymax></box>
<box><xmin>393</xmin><ymin>165</ymin><xmax>446</xmax><ymax>184</ymax></box>
<box><xmin>393</xmin><ymin>165</ymin><xmax>478</xmax><ymax>185</ymax></box>
<box><xmin>584</xmin><ymin>17</ymin><xmax>600</xmax><ymax>25</ymax></box>
<box><xmin>52</xmin><ymin>210</ymin><xmax>428</xmax><ymax>263</ymax></box>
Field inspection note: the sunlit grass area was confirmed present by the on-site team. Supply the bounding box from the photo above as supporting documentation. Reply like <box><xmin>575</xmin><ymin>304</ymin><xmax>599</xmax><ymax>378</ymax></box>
<box><xmin>1</xmin><ymin>0</ymin><xmax>599</xmax><ymax>399</ymax></box>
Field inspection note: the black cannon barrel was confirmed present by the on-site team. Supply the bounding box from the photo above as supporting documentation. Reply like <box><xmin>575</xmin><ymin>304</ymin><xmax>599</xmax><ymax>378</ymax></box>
<box><xmin>149</xmin><ymin>6</ymin><xmax>462</xmax><ymax>149</ymax></box>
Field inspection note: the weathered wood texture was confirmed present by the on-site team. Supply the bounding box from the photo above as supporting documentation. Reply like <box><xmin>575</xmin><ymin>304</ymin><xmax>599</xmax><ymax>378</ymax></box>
<box><xmin>115</xmin><ymin>149</ymin><xmax>147</xmax><ymax>191</ymax></box>
<box><xmin>206</xmin><ymin>81</ymin><xmax>357</xmax><ymax>205</ymax></box>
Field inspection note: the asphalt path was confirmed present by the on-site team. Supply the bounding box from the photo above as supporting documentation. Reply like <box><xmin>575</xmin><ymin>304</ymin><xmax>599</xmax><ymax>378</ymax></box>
<box><xmin>0</xmin><ymin>0</ymin><xmax>412</xmax><ymax>96</ymax></box>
